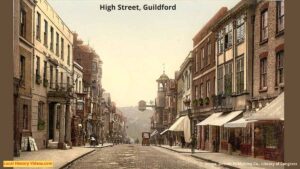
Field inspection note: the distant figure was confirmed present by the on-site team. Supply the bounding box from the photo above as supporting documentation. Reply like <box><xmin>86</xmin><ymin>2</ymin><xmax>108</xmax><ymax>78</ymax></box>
<box><xmin>169</xmin><ymin>135</ymin><xmax>174</xmax><ymax>147</ymax></box>
<box><xmin>180</xmin><ymin>136</ymin><xmax>185</xmax><ymax>148</ymax></box>
<box><xmin>191</xmin><ymin>135</ymin><xmax>196</xmax><ymax>154</ymax></box>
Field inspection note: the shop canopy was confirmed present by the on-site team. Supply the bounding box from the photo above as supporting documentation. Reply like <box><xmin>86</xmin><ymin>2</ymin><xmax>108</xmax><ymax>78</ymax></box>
<box><xmin>150</xmin><ymin>130</ymin><xmax>159</xmax><ymax>137</ymax></box>
<box><xmin>196</xmin><ymin>113</ymin><xmax>223</xmax><ymax>126</ymax></box>
<box><xmin>209</xmin><ymin>110</ymin><xmax>243</xmax><ymax>126</ymax></box>
<box><xmin>160</xmin><ymin>129</ymin><xmax>169</xmax><ymax>135</ymax></box>
<box><xmin>247</xmin><ymin>92</ymin><xmax>284</xmax><ymax>121</ymax></box>
<box><xmin>224</xmin><ymin>117</ymin><xmax>257</xmax><ymax>128</ymax></box>
<box><xmin>168</xmin><ymin>115</ymin><xmax>191</xmax><ymax>143</ymax></box>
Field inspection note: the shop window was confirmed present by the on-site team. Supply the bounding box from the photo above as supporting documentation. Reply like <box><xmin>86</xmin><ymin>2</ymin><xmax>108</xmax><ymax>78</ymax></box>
<box><xmin>264</xmin><ymin>126</ymin><xmax>279</xmax><ymax>148</ymax></box>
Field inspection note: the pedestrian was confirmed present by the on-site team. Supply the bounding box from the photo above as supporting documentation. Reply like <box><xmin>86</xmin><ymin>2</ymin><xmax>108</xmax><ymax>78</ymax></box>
<box><xmin>169</xmin><ymin>134</ymin><xmax>173</xmax><ymax>147</ymax></box>
<box><xmin>180</xmin><ymin>136</ymin><xmax>185</xmax><ymax>148</ymax></box>
<box><xmin>191</xmin><ymin>135</ymin><xmax>196</xmax><ymax>154</ymax></box>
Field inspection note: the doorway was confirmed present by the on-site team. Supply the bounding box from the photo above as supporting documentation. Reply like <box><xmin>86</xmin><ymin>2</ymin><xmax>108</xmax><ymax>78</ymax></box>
<box><xmin>48</xmin><ymin>103</ymin><xmax>55</xmax><ymax>140</ymax></box>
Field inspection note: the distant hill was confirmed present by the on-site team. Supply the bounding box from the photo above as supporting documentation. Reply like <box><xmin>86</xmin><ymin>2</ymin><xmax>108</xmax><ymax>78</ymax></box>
<box><xmin>118</xmin><ymin>106</ymin><xmax>154</xmax><ymax>142</ymax></box>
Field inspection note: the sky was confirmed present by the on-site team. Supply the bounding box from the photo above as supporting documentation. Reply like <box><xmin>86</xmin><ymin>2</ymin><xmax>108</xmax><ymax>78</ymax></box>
<box><xmin>48</xmin><ymin>0</ymin><xmax>240</xmax><ymax>107</ymax></box>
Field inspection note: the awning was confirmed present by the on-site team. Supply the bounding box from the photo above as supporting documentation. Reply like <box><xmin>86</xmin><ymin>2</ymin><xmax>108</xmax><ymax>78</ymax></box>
<box><xmin>209</xmin><ymin>110</ymin><xmax>243</xmax><ymax>126</ymax></box>
<box><xmin>168</xmin><ymin>115</ymin><xmax>191</xmax><ymax>143</ymax></box>
<box><xmin>150</xmin><ymin>130</ymin><xmax>159</xmax><ymax>137</ymax></box>
<box><xmin>224</xmin><ymin>117</ymin><xmax>257</xmax><ymax>128</ymax></box>
<box><xmin>247</xmin><ymin>92</ymin><xmax>284</xmax><ymax>121</ymax></box>
<box><xmin>160</xmin><ymin>129</ymin><xmax>169</xmax><ymax>135</ymax></box>
<box><xmin>196</xmin><ymin>113</ymin><xmax>223</xmax><ymax>126</ymax></box>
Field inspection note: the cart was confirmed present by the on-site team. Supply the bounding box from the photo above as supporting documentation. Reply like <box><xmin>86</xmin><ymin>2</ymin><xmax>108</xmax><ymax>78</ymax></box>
<box><xmin>142</xmin><ymin>132</ymin><xmax>150</xmax><ymax>146</ymax></box>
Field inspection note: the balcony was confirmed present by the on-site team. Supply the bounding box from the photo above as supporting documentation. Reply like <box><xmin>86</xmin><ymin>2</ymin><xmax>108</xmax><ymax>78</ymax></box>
<box><xmin>47</xmin><ymin>83</ymin><xmax>75</xmax><ymax>102</ymax></box>
<box><xmin>212</xmin><ymin>94</ymin><xmax>233</xmax><ymax>112</ymax></box>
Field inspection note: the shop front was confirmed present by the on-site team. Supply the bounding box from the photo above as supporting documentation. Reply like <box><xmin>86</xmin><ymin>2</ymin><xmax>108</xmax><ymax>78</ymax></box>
<box><xmin>247</xmin><ymin>92</ymin><xmax>284</xmax><ymax>162</ymax></box>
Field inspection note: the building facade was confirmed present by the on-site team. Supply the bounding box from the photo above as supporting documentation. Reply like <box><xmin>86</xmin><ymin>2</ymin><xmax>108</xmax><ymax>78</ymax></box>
<box><xmin>192</xmin><ymin>7</ymin><xmax>227</xmax><ymax>151</ymax></box>
<box><xmin>248</xmin><ymin>0</ymin><xmax>285</xmax><ymax>162</ymax></box>
<box><xmin>73</xmin><ymin>33</ymin><xmax>103</xmax><ymax>144</ymax></box>
<box><xmin>13</xmin><ymin>0</ymin><xmax>35</xmax><ymax>156</ymax></box>
<box><xmin>31</xmin><ymin>0</ymin><xmax>75</xmax><ymax>150</ymax></box>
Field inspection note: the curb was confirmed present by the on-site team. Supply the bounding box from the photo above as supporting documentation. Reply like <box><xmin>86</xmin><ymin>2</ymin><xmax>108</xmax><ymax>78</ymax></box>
<box><xmin>154</xmin><ymin>145</ymin><xmax>208</xmax><ymax>154</ymax></box>
<box><xmin>59</xmin><ymin>145</ymin><xmax>113</xmax><ymax>169</ymax></box>
<box><xmin>191</xmin><ymin>154</ymin><xmax>239</xmax><ymax>169</ymax></box>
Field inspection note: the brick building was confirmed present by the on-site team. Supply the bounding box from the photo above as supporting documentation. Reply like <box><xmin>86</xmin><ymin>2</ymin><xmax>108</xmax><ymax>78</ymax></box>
<box><xmin>191</xmin><ymin>7</ymin><xmax>228</xmax><ymax>151</ymax></box>
<box><xmin>248</xmin><ymin>0</ymin><xmax>285</xmax><ymax>162</ymax></box>
<box><xmin>73</xmin><ymin>33</ymin><xmax>103</xmax><ymax>144</ymax></box>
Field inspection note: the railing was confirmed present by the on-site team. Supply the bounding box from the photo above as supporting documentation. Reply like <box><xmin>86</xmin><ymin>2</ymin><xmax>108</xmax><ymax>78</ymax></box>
<box><xmin>212</xmin><ymin>94</ymin><xmax>233</xmax><ymax>112</ymax></box>
<box><xmin>48</xmin><ymin>83</ymin><xmax>74</xmax><ymax>93</ymax></box>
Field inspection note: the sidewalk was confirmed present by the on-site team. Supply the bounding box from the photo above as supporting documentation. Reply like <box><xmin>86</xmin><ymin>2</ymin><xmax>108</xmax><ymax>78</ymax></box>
<box><xmin>14</xmin><ymin>143</ymin><xmax>113</xmax><ymax>169</ymax></box>
<box><xmin>192</xmin><ymin>153</ymin><xmax>284</xmax><ymax>169</ymax></box>
<box><xmin>155</xmin><ymin>145</ymin><xmax>284</xmax><ymax>169</ymax></box>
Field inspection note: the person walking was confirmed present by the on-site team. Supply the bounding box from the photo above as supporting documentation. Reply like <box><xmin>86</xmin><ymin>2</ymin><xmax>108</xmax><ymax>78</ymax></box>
<box><xmin>191</xmin><ymin>135</ymin><xmax>196</xmax><ymax>154</ymax></box>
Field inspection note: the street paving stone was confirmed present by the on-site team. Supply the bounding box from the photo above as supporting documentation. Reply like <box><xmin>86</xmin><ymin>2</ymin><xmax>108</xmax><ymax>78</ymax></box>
<box><xmin>66</xmin><ymin>144</ymin><xmax>223</xmax><ymax>169</ymax></box>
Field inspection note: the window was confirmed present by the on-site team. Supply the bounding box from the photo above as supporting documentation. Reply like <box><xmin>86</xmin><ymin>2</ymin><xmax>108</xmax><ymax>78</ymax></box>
<box><xmin>50</xmin><ymin>27</ymin><xmax>54</xmax><ymax>51</ymax></box>
<box><xmin>260</xmin><ymin>58</ymin><xmax>267</xmax><ymax>89</ymax></box>
<box><xmin>43</xmin><ymin>61</ymin><xmax>47</xmax><ymax>81</ymax></box>
<box><xmin>22</xmin><ymin>105</ymin><xmax>28</xmax><ymax>129</ymax></box>
<box><xmin>92</xmin><ymin>62</ymin><xmax>97</xmax><ymax>72</ymax></box>
<box><xmin>36</xmin><ymin>12</ymin><xmax>41</xmax><ymax>40</ymax></box>
<box><xmin>236</xmin><ymin>56</ymin><xmax>244</xmax><ymax>94</ymax></box>
<box><xmin>67</xmin><ymin>44</ymin><xmax>70</xmax><ymax>65</ymax></box>
<box><xmin>44</xmin><ymin>20</ymin><xmax>48</xmax><ymax>47</ymax></box>
<box><xmin>276</xmin><ymin>51</ymin><xmax>284</xmax><ymax>85</ymax></box>
<box><xmin>236</xmin><ymin>15</ymin><xmax>245</xmax><ymax>43</ymax></box>
<box><xmin>79</xmin><ymin>81</ymin><xmax>82</xmax><ymax>93</ymax></box>
<box><xmin>217</xmin><ymin>66</ymin><xmax>224</xmax><ymax>94</ymax></box>
<box><xmin>20</xmin><ymin>56</ymin><xmax>25</xmax><ymax>84</ymax></box>
<box><xmin>224</xmin><ymin>62</ymin><xmax>233</xmax><ymax>95</ymax></box>
<box><xmin>261</xmin><ymin>10</ymin><xmax>268</xmax><ymax>41</ymax></box>
<box><xmin>206</xmin><ymin>80</ymin><xmax>211</xmax><ymax>97</ymax></box>
<box><xmin>36</xmin><ymin>56</ymin><xmax>40</xmax><ymax>83</ymax></box>
<box><xmin>61</xmin><ymin>38</ymin><xmax>64</xmax><ymax>60</ymax></box>
<box><xmin>20</xmin><ymin>9</ymin><xmax>26</xmax><ymax>38</ymax></box>
<box><xmin>60</xmin><ymin>72</ymin><xmax>63</xmax><ymax>87</ymax></box>
<box><xmin>224</xmin><ymin>23</ymin><xmax>233</xmax><ymax>49</ymax></box>
<box><xmin>195</xmin><ymin>85</ymin><xmax>199</xmax><ymax>99</ymax></box>
<box><xmin>55</xmin><ymin>68</ymin><xmax>58</xmax><ymax>88</ymax></box>
<box><xmin>200</xmin><ymin>83</ymin><xmax>204</xmax><ymax>99</ymax></box>
<box><xmin>67</xmin><ymin>76</ymin><xmax>70</xmax><ymax>88</ymax></box>
<box><xmin>56</xmin><ymin>32</ymin><xmax>59</xmax><ymax>56</ymax></box>
<box><xmin>277</xmin><ymin>0</ymin><xmax>285</xmax><ymax>33</ymax></box>
<box><xmin>38</xmin><ymin>102</ymin><xmax>44</xmax><ymax>122</ymax></box>
<box><xmin>195</xmin><ymin>49</ymin><xmax>199</xmax><ymax>72</ymax></box>
<box><xmin>207</xmin><ymin>43</ymin><xmax>211</xmax><ymax>65</ymax></box>
<box><xmin>77</xmin><ymin>103</ymin><xmax>84</xmax><ymax>111</ymax></box>
<box><xmin>201</xmin><ymin>48</ymin><xmax>205</xmax><ymax>69</ymax></box>
<box><xmin>217</xmin><ymin>30</ymin><xmax>224</xmax><ymax>54</ymax></box>
<box><xmin>50</xmin><ymin>65</ymin><xmax>53</xmax><ymax>88</ymax></box>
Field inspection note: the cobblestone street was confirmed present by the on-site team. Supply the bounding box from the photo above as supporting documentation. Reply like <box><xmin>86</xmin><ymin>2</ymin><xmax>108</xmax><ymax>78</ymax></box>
<box><xmin>66</xmin><ymin>145</ymin><xmax>222</xmax><ymax>169</ymax></box>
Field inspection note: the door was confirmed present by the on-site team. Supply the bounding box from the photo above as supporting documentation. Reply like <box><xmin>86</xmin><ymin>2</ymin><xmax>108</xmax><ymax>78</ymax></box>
<box><xmin>48</xmin><ymin>103</ymin><xmax>54</xmax><ymax>140</ymax></box>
